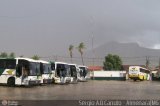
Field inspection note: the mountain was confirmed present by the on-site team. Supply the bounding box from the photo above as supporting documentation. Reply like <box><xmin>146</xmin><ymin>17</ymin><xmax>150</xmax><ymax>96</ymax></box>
<box><xmin>84</xmin><ymin>41</ymin><xmax>160</xmax><ymax>66</ymax></box>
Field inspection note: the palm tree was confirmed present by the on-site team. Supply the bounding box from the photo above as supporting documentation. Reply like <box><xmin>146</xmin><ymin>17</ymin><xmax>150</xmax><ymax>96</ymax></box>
<box><xmin>69</xmin><ymin>45</ymin><xmax>74</xmax><ymax>63</ymax></box>
<box><xmin>77</xmin><ymin>42</ymin><xmax>85</xmax><ymax>65</ymax></box>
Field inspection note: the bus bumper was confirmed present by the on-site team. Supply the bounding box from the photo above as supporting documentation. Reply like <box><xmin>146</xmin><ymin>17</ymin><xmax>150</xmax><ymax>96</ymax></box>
<box><xmin>43</xmin><ymin>79</ymin><xmax>52</xmax><ymax>84</ymax></box>
<box><xmin>29</xmin><ymin>80</ymin><xmax>41</xmax><ymax>85</ymax></box>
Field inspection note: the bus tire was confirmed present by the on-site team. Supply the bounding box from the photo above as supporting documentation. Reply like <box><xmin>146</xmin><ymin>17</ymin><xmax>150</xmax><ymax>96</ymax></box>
<box><xmin>7</xmin><ymin>77</ymin><xmax>15</xmax><ymax>87</ymax></box>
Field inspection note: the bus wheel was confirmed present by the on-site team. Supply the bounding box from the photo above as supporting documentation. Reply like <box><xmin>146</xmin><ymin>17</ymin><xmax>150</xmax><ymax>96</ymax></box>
<box><xmin>7</xmin><ymin>77</ymin><xmax>15</xmax><ymax>87</ymax></box>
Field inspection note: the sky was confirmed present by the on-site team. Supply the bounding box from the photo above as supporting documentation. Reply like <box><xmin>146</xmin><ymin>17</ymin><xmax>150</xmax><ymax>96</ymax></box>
<box><xmin>0</xmin><ymin>0</ymin><xmax>160</xmax><ymax>58</ymax></box>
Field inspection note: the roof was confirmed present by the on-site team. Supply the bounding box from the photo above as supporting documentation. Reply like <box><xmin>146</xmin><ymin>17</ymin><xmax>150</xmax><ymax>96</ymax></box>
<box><xmin>88</xmin><ymin>66</ymin><xmax>103</xmax><ymax>71</ymax></box>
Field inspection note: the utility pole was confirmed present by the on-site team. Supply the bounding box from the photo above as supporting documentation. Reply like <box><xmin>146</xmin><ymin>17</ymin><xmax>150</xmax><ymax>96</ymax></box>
<box><xmin>146</xmin><ymin>56</ymin><xmax>152</xmax><ymax>81</ymax></box>
<box><xmin>90</xmin><ymin>16</ymin><xmax>95</xmax><ymax>67</ymax></box>
<box><xmin>92</xmin><ymin>35</ymin><xmax>95</xmax><ymax>66</ymax></box>
<box><xmin>146</xmin><ymin>56</ymin><xmax>150</xmax><ymax>69</ymax></box>
<box><xmin>158</xmin><ymin>57</ymin><xmax>160</xmax><ymax>74</ymax></box>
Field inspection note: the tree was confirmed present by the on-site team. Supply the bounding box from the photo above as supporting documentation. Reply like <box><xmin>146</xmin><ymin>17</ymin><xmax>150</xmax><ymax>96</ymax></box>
<box><xmin>69</xmin><ymin>45</ymin><xmax>74</xmax><ymax>63</ymax></box>
<box><xmin>103</xmin><ymin>54</ymin><xmax>122</xmax><ymax>70</ymax></box>
<box><xmin>0</xmin><ymin>52</ymin><xmax>8</xmax><ymax>58</ymax></box>
<box><xmin>9</xmin><ymin>52</ymin><xmax>15</xmax><ymax>58</ymax></box>
<box><xmin>77</xmin><ymin>42</ymin><xmax>85</xmax><ymax>65</ymax></box>
<box><xmin>32</xmin><ymin>55</ymin><xmax>40</xmax><ymax>60</ymax></box>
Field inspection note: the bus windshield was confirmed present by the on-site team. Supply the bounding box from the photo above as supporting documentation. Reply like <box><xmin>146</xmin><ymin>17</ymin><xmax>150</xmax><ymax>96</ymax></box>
<box><xmin>129</xmin><ymin>67</ymin><xmax>139</xmax><ymax>74</ymax></box>
<box><xmin>70</xmin><ymin>65</ymin><xmax>77</xmax><ymax>77</ymax></box>
<box><xmin>43</xmin><ymin>64</ymin><xmax>51</xmax><ymax>74</ymax></box>
<box><xmin>65</xmin><ymin>64</ymin><xmax>71</xmax><ymax>77</ymax></box>
<box><xmin>36</xmin><ymin>63</ymin><xmax>41</xmax><ymax>76</ymax></box>
<box><xmin>79</xmin><ymin>67</ymin><xmax>88</xmax><ymax>77</ymax></box>
<box><xmin>29</xmin><ymin>62</ymin><xmax>41</xmax><ymax>76</ymax></box>
<box><xmin>29</xmin><ymin>62</ymin><xmax>37</xmax><ymax>76</ymax></box>
<box><xmin>56</xmin><ymin>64</ymin><xmax>68</xmax><ymax>77</ymax></box>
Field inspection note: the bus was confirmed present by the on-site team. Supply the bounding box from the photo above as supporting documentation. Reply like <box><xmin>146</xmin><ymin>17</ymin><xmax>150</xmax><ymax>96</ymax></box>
<box><xmin>129</xmin><ymin>66</ymin><xmax>150</xmax><ymax>81</ymax></box>
<box><xmin>0</xmin><ymin>58</ymin><xmax>41</xmax><ymax>86</ymax></box>
<box><xmin>37</xmin><ymin>60</ymin><xmax>53</xmax><ymax>84</ymax></box>
<box><xmin>68</xmin><ymin>64</ymin><xmax>78</xmax><ymax>83</ymax></box>
<box><xmin>51</xmin><ymin>62</ymin><xmax>71</xmax><ymax>84</ymax></box>
<box><xmin>78</xmin><ymin>65</ymin><xmax>88</xmax><ymax>82</ymax></box>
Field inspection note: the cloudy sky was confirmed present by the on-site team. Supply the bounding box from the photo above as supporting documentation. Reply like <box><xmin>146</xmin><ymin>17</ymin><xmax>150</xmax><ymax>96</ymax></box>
<box><xmin>0</xmin><ymin>0</ymin><xmax>160</xmax><ymax>57</ymax></box>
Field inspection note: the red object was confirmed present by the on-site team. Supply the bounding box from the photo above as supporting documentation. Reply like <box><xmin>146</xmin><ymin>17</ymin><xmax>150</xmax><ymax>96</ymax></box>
<box><xmin>88</xmin><ymin>66</ymin><xmax>103</xmax><ymax>71</ymax></box>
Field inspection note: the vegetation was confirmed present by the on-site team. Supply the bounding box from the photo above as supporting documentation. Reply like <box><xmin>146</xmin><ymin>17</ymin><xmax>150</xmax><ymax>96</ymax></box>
<box><xmin>0</xmin><ymin>52</ymin><xmax>8</xmax><ymax>58</ymax></box>
<box><xmin>103</xmin><ymin>54</ymin><xmax>122</xmax><ymax>70</ymax></box>
<box><xmin>77</xmin><ymin>42</ymin><xmax>85</xmax><ymax>65</ymax></box>
<box><xmin>9</xmin><ymin>52</ymin><xmax>15</xmax><ymax>58</ymax></box>
<box><xmin>69</xmin><ymin>45</ymin><xmax>74</xmax><ymax>63</ymax></box>
<box><xmin>0</xmin><ymin>52</ymin><xmax>15</xmax><ymax>58</ymax></box>
<box><xmin>32</xmin><ymin>55</ymin><xmax>40</xmax><ymax>60</ymax></box>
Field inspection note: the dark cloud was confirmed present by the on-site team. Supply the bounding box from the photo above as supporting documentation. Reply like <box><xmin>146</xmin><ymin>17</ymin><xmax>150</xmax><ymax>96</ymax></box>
<box><xmin>0</xmin><ymin>0</ymin><xmax>160</xmax><ymax>57</ymax></box>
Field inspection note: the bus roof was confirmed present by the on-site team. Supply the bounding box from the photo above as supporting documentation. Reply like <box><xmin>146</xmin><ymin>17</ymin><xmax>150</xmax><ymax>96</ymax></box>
<box><xmin>78</xmin><ymin>65</ymin><xmax>88</xmax><ymax>68</ymax></box>
<box><xmin>129</xmin><ymin>66</ymin><xmax>150</xmax><ymax>71</ymax></box>
<box><xmin>36</xmin><ymin>60</ymin><xmax>49</xmax><ymax>64</ymax></box>
<box><xmin>54</xmin><ymin>61</ymin><xmax>68</xmax><ymax>64</ymax></box>
<box><xmin>68</xmin><ymin>63</ymin><xmax>77</xmax><ymax>66</ymax></box>
<box><xmin>15</xmin><ymin>57</ymin><xmax>38</xmax><ymax>62</ymax></box>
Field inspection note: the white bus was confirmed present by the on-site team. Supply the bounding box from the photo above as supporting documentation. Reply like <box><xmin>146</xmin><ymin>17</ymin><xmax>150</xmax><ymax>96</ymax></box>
<box><xmin>129</xmin><ymin>66</ymin><xmax>150</xmax><ymax>81</ymax></box>
<box><xmin>78</xmin><ymin>65</ymin><xmax>88</xmax><ymax>82</ymax></box>
<box><xmin>37</xmin><ymin>60</ymin><xmax>53</xmax><ymax>84</ymax></box>
<box><xmin>0</xmin><ymin>58</ymin><xmax>41</xmax><ymax>86</ymax></box>
<box><xmin>68</xmin><ymin>64</ymin><xmax>78</xmax><ymax>83</ymax></box>
<box><xmin>51</xmin><ymin>62</ymin><xmax>71</xmax><ymax>84</ymax></box>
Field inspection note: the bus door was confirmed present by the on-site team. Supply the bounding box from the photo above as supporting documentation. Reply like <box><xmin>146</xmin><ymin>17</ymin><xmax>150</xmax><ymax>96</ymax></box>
<box><xmin>16</xmin><ymin>60</ymin><xmax>29</xmax><ymax>85</ymax></box>
<box><xmin>15</xmin><ymin>64</ymin><xmax>22</xmax><ymax>85</ymax></box>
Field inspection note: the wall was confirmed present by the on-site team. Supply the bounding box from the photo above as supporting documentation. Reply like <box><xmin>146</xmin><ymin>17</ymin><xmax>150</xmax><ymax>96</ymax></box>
<box><xmin>91</xmin><ymin>71</ymin><xmax>126</xmax><ymax>81</ymax></box>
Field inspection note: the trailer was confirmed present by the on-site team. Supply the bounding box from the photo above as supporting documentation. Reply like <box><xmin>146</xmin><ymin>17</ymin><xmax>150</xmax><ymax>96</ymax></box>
<box><xmin>91</xmin><ymin>71</ymin><xmax>126</xmax><ymax>81</ymax></box>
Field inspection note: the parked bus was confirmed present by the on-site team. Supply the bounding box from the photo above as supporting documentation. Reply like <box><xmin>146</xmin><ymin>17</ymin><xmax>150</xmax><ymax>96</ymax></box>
<box><xmin>129</xmin><ymin>66</ymin><xmax>150</xmax><ymax>81</ymax></box>
<box><xmin>69</xmin><ymin>64</ymin><xmax>78</xmax><ymax>83</ymax></box>
<box><xmin>78</xmin><ymin>65</ymin><xmax>88</xmax><ymax>82</ymax></box>
<box><xmin>51</xmin><ymin>62</ymin><xmax>71</xmax><ymax>84</ymax></box>
<box><xmin>0</xmin><ymin>58</ymin><xmax>41</xmax><ymax>86</ymax></box>
<box><xmin>37</xmin><ymin>60</ymin><xmax>53</xmax><ymax>84</ymax></box>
